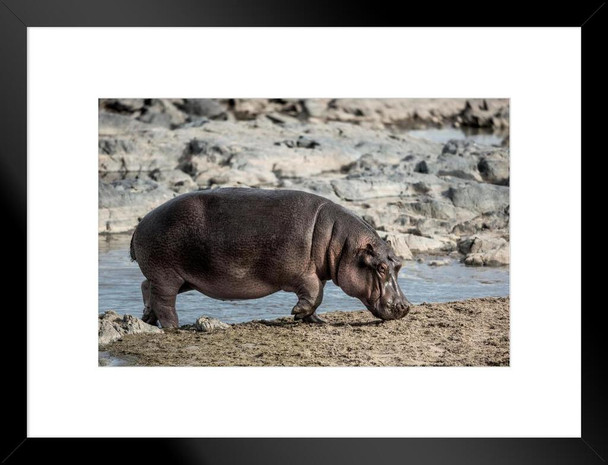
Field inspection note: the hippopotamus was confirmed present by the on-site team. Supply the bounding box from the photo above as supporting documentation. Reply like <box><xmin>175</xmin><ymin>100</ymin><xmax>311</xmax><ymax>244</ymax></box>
<box><xmin>130</xmin><ymin>188</ymin><xmax>411</xmax><ymax>327</ymax></box>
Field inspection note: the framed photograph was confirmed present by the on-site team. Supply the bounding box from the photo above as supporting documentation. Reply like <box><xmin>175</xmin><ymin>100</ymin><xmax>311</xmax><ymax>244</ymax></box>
<box><xmin>4</xmin><ymin>1</ymin><xmax>601</xmax><ymax>463</ymax></box>
<box><xmin>97</xmin><ymin>96</ymin><xmax>511</xmax><ymax>369</ymax></box>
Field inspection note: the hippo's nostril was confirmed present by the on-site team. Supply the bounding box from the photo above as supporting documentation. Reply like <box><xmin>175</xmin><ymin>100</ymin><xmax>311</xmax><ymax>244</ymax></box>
<box><xmin>396</xmin><ymin>302</ymin><xmax>410</xmax><ymax>316</ymax></box>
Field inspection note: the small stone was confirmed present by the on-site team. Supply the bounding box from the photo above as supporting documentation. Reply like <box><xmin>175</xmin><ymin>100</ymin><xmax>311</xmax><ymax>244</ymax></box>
<box><xmin>428</xmin><ymin>259</ymin><xmax>450</xmax><ymax>266</ymax></box>
<box><xmin>195</xmin><ymin>316</ymin><xmax>230</xmax><ymax>332</ymax></box>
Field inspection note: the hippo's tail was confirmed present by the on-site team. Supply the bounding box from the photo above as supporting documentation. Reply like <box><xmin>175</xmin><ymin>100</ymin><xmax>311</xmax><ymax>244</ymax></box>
<box><xmin>129</xmin><ymin>231</ymin><xmax>137</xmax><ymax>262</ymax></box>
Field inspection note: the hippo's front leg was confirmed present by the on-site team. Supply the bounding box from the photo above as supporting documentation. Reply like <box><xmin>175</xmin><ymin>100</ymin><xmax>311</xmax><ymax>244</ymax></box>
<box><xmin>291</xmin><ymin>276</ymin><xmax>326</xmax><ymax>324</ymax></box>
<box><xmin>302</xmin><ymin>313</ymin><xmax>326</xmax><ymax>324</ymax></box>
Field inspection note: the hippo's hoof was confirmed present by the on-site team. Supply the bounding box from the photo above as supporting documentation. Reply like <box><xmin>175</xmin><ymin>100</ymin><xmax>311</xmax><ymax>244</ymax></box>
<box><xmin>302</xmin><ymin>313</ymin><xmax>327</xmax><ymax>324</ymax></box>
<box><xmin>142</xmin><ymin>308</ymin><xmax>158</xmax><ymax>326</ymax></box>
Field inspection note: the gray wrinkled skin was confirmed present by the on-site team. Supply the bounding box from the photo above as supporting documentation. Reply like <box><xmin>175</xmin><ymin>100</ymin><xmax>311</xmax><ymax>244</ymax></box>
<box><xmin>130</xmin><ymin>188</ymin><xmax>411</xmax><ymax>328</ymax></box>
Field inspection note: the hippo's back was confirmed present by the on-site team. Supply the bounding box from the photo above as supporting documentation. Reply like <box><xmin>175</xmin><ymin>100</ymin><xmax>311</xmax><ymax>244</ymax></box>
<box><xmin>132</xmin><ymin>188</ymin><xmax>330</xmax><ymax>286</ymax></box>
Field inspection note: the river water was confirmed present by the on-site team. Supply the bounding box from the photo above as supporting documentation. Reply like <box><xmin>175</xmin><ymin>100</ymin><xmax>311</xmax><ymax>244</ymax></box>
<box><xmin>99</xmin><ymin>235</ymin><xmax>509</xmax><ymax>324</ymax></box>
<box><xmin>406</xmin><ymin>127</ymin><xmax>505</xmax><ymax>146</ymax></box>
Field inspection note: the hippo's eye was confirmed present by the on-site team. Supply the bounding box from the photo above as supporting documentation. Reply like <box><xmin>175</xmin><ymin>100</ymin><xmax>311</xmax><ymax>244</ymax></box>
<box><xmin>377</xmin><ymin>263</ymin><xmax>388</xmax><ymax>274</ymax></box>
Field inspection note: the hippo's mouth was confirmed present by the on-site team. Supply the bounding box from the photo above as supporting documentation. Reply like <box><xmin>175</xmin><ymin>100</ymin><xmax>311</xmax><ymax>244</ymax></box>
<box><xmin>365</xmin><ymin>301</ymin><xmax>411</xmax><ymax>321</ymax></box>
<box><xmin>365</xmin><ymin>301</ymin><xmax>392</xmax><ymax>320</ymax></box>
<box><xmin>366</xmin><ymin>303</ymin><xmax>382</xmax><ymax>319</ymax></box>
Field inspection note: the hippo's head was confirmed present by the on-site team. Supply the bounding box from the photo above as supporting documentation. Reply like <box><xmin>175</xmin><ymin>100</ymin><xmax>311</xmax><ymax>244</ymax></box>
<box><xmin>338</xmin><ymin>240</ymin><xmax>411</xmax><ymax>320</ymax></box>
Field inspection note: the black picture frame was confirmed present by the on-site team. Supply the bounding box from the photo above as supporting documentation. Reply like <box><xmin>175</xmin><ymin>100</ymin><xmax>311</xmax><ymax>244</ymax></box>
<box><xmin>2</xmin><ymin>1</ymin><xmax>603</xmax><ymax>463</ymax></box>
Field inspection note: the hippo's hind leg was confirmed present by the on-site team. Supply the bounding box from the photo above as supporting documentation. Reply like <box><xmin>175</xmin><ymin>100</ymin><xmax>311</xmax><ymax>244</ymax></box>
<box><xmin>141</xmin><ymin>279</ymin><xmax>158</xmax><ymax>326</ymax></box>
<box><xmin>291</xmin><ymin>276</ymin><xmax>326</xmax><ymax>324</ymax></box>
<box><xmin>148</xmin><ymin>277</ymin><xmax>184</xmax><ymax>329</ymax></box>
<box><xmin>142</xmin><ymin>280</ymin><xmax>192</xmax><ymax>327</ymax></box>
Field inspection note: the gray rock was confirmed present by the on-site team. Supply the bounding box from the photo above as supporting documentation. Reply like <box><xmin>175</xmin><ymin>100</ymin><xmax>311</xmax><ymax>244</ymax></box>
<box><xmin>344</xmin><ymin>153</ymin><xmax>386</xmax><ymax>174</ymax></box>
<box><xmin>98</xmin><ymin>128</ymin><xmax>187</xmax><ymax>174</ymax></box>
<box><xmin>401</xmin><ymin>234</ymin><xmax>456</xmax><ymax>254</ymax></box>
<box><xmin>382</xmin><ymin>233</ymin><xmax>414</xmax><ymax>260</ymax></box>
<box><xmin>149</xmin><ymin>169</ymin><xmax>197</xmax><ymax>193</ymax></box>
<box><xmin>483</xmin><ymin>243</ymin><xmax>509</xmax><ymax>266</ymax></box>
<box><xmin>459</xmin><ymin>235</ymin><xmax>510</xmax><ymax>267</ymax></box>
<box><xmin>478</xmin><ymin>152</ymin><xmax>509</xmax><ymax>186</ymax></box>
<box><xmin>195</xmin><ymin>316</ymin><xmax>231</xmax><ymax>332</ymax></box>
<box><xmin>196</xmin><ymin>167</ymin><xmax>278</xmax><ymax>188</ymax></box>
<box><xmin>410</xmin><ymin>217</ymin><xmax>455</xmax><ymax>238</ymax></box>
<box><xmin>464</xmin><ymin>246</ymin><xmax>509</xmax><ymax>267</ymax></box>
<box><xmin>266</xmin><ymin>112</ymin><xmax>301</xmax><ymax>125</ymax></box>
<box><xmin>463</xmin><ymin>254</ymin><xmax>485</xmax><ymax>266</ymax></box>
<box><xmin>296</xmin><ymin>136</ymin><xmax>320</xmax><ymax>149</ymax></box>
<box><xmin>302</xmin><ymin>98</ymin><xmax>331</xmax><ymax>118</ymax></box>
<box><xmin>231</xmin><ymin>99</ymin><xmax>274</xmax><ymax>120</ymax></box>
<box><xmin>441</xmin><ymin>139</ymin><xmax>478</xmax><ymax>157</ymax></box>
<box><xmin>100</xmin><ymin>99</ymin><xmax>145</xmax><ymax>113</ymax></box>
<box><xmin>319</xmin><ymin>98</ymin><xmax>467</xmax><ymax>126</ymax></box>
<box><xmin>98</xmin><ymin>179</ymin><xmax>176</xmax><ymax>233</ymax></box>
<box><xmin>137</xmin><ymin>99</ymin><xmax>187</xmax><ymax>128</ymax></box>
<box><xmin>435</xmin><ymin>155</ymin><xmax>482</xmax><ymax>181</ymax></box>
<box><xmin>403</xmin><ymin>198</ymin><xmax>476</xmax><ymax>222</ymax></box>
<box><xmin>177</xmin><ymin>99</ymin><xmax>227</xmax><ymax>119</ymax></box>
<box><xmin>331</xmin><ymin>178</ymin><xmax>407</xmax><ymax>201</ymax></box>
<box><xmin>99</xmin><ymin>311</ymin><xmax>162</xmax><ymax>346</ymax></box>
<box><xmin>98</xmin><ymin>111</ymin><xmax>150</xmax><ymax>134</ymax></box>
<box><xmin>278</xmin><ymin>178</ymin><xmax>342</xmax><ymax>203</ymax></box>
<box><xmin>458</xmin><ymin>235</ymin><xmax>508</xmax><ymax>254</ymax></box>
<box><xmin>272</xmin><ymin>152</ymin><xmax>350</xmax><ymax>178</ymax></box>
<box><xmin>99</xmin><ymin>178</ymin><xmax>175</xmax><ymax>208</ymax></box>
<box><xmin>428</xmin><ymin>259</ymin><xmax>450</xmax><ymax>266</ymax></box>
<box><xmin>447</xmin><ymin>183</ymin><xmax>509</xmax><ymax>213</ymax></box>
<box><xmin>414</xmin><ymin>160</ymin><xmax>429</xmax><ymax>174</ymax></box>
<box><xmin>451</xmin><ymin>210</ymin><xmax>509</xmax><ymax>236</ymax></box>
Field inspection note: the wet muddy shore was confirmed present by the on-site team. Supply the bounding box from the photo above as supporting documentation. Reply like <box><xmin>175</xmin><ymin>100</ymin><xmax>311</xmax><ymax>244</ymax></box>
<box><xmin>102</xmin><ymin>297</ymin><xmax>509</xmax><ymax>367</ymax></box>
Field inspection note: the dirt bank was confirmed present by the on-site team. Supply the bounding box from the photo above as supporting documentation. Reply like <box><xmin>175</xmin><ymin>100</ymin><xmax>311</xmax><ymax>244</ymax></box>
<box><xmin>103</xmin><ymin>297</ymin><xmax>509</xmax><ymax>367</ymax></box>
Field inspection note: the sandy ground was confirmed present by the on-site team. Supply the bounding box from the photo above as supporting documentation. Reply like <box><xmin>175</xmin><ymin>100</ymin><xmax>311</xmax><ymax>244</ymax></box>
<box><xmin>103</xmin><ymin>297</ymin><xmax>509</xmax><ymax>367</ymax></box>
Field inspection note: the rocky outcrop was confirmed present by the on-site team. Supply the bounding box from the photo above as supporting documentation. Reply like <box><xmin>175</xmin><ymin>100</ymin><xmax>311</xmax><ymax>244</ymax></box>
<box><xmin>98</xmin><ymin>311</ymin><xmax>162</xmax><ymax>346</ymax></box>
<box><xmin>98</xmin><ymin>178</ymin><xmax>176</xmax><ymax>233</ymax></box>
<box><xmin>458</xmin><ymin>234</ymin><xmax>510</xmax><ymax>267</ymax></box>
<box><xmin>100</xmin><ymin>98</ymin><xmax>509</xmax><ymax>131</ymax></box>
<box><xmin>98</xmin><ymin>99</ymin><xmax>510</xmax><ymax>265</ymax></box>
